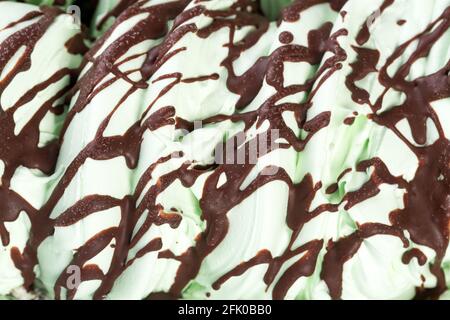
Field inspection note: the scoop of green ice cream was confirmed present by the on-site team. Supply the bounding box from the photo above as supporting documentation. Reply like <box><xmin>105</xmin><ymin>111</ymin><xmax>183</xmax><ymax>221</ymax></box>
<box><xmin>298</xmin><ymin>0</ymin><xmax>450</xmax><ymax>299</ymax></box>
<box><xmin>0</xmin><ymin>1</ymin><xmax>85</xmax><ymax>297</ymax></box>
<box><xmin>35</xmin><ymin>0</ymin><xmax>348</xmax><ymax>300</ymax></box>
<box><xmin>2</xmin><ymin>0</ymin><xmax>449</xmax><ymax>301</ymax></box>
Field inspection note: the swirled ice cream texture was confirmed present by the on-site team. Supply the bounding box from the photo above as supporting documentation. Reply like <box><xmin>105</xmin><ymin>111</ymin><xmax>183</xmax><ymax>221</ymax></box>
<box><xmin>1</xmin><ymin>0</ymin><xmax>449</xmax><ymax>300</ymax></box>
<box><xmin>0</xmin><ymin>1</ymin><xmax>85</xmax><ymax>296</ymax></box>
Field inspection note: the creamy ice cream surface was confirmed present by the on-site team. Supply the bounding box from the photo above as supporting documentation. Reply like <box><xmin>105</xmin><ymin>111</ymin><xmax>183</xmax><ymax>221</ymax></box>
<box><xmin>0</xmin><ymin>1</ymin><xmax>86</xmax><ymax>297</ymax></box>
<box><xmin>0</xmin><ymin>0</ymin><xmax>449</xmax><ymax>300</ymax></box>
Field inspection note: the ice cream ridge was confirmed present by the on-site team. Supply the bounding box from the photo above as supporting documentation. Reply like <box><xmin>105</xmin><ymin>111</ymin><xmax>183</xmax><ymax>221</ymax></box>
<box><xmin>0</xmin><ymin>1</ymin><xmax>86</xmax><ymax>298</ymax></box>
<box><xmin>0</xmin><ymin>0</ymin><xmax>449</xmax><ymax>300</ymax></box>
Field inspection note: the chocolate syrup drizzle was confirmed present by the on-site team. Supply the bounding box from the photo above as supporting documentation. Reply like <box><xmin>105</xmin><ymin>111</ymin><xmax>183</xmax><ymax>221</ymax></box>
<box><xmin>37</xmin><ymin>0</ymin><xmax>346</xmax><ymax>299</ymax></box>
<box><xmin>0</xmin><ymin>6</ymin><xmax>85</xmax><ymax>250</ymax></box>
<box><xmin>321</xmin><ymin>2</ymin><xmax>450</xmax><ymax>299</ymax></box>
<box><xmin>2</xmin><ymin>0</ymin><xmax>449</xmax><ymax>301</ymax></box>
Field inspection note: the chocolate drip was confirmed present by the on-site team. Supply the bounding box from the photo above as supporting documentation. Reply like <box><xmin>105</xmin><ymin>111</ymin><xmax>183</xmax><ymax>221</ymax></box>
<box><xmin>17</xmin><ymin>0</ymin><xmax>276</xmax><ymax>299</ymax></box>
<box><xmin>7</xmin><ymin>0</ymin><xmax>448</xmax><ymax>301</ymax></box>
<box><xmin>343</xmin><ymin>116</ymin><xmax>355</xmax><ymax>125</ymax></box>
<box><xmin>346</xmin><ymin>47</ymin><xmax>379</xmax><ymax>104</ymax></box>
<box><xmin>356</xmin><ymin>0</ymin><xmax>394</xmax><ymax>46</ymax></box>
<box><xmin>65</xmin><ymin>33</ymin><xmax>89</xmax><ymax>55</ymax></box>
<box><xmin>212</xmin><ymin>250</ymin><xmax>273</xmax><ymax>290</ymax></box>
<box><xmin>11</xmin><ymin>0</ymin><xmax>187</xmax><ymax>288</ymax></box>
<box><xmin>163</xmin><ymin>2</ymin><xmax>348</xmax><ymax>299</ymax></box>
<box><xmin>62</xmin><ymin>0</ymin><xmax>192</xmax><ymax>137</ymax></box>
<box><xmin>279</xmin><ymin>31</ymin><xmax>294</xmax><ymax>44</ymax></box>
<box><xmin>402</xmin><ymin>248</ymin><xmax>427</xmax><ymax>266</ymax></box>
<box><xmin>196</xmin><ymin>10</ymin><xmax>270</xmax><ymax>109</ymax></box>
<box><xmin>325</xmin><ymin>3</ymin><xmax>450</xmax><ymax>299</ymax></box>
<box><xmin>0</xmin><ymin>7</ymin><xmax>85</xmax><ymax>252</ymax></box>
<box><xmin>271</xmin><ymin>240</ymin><xmax>322</xmax><ymax>300</ymax></box>
<box><xmin>322</xmin><ymin>223</ymin><xmax>408</xmax><ymax>299</ymax></box>
<box><xmin>281</xmin><ymin>0</ymin><xmax>347</xmax><ymax>23</ymax></box>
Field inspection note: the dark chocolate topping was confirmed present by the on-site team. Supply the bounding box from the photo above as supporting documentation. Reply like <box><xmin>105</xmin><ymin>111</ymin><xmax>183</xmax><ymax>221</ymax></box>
<box><xmin>0</xmin><ymin>7</ymin><xmax>85</xmax><ymax>248</ymax></box>
<box><xmin>3</xmin><ymin>0</ymin><xmax>449</xmax><ymax>301</ymax></box>
<box><xmin>25</xmin><ymin>0</ymin><xmax>348</xmax><ymax>299</ymax></box>
<box><xmin>322</xmin><ymin>4</ymin><xmax>450</xmax><ymax>299</ymax></box>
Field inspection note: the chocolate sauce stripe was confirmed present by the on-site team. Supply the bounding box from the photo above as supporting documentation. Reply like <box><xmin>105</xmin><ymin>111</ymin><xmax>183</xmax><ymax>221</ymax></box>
<box><xmin>11</xmin><ymin>0</ymin><xmax>447</xmax><ymax>301</ymax></box>
<box><xmin>159</xmin><ymin>3</ymin><xmax>351</xmax><ymax>298</ymax></box>
<box><xmin>25</xmin><ymin>1</ymin><xmax>272</xmax><ymax>298</ymax></box>
<box><xmin>0</xmin><ymin>0</ymin><xmax>334</xmax><ymax>300</ymax></box>
<box><xmin>0</xmin><ymin>4</ymin><xmax>86</xmax><ymax>265</ymax></box>
<box><xmin>2</xmin><ymin>10</ymin><xmax>43</xmax><ymax>31</ymax></box>
<box><xmin>321</xmin><ymin>2</ymin><xmax>450</xmax><ymax>299</ymax></box>
<box><xmin>103</xmin><ymin>1</ymin><xmax>344</xmax><ymax>299</ymax></box>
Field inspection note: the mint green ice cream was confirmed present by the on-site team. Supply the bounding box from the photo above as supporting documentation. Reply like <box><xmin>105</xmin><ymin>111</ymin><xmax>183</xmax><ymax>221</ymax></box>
<box><xmin>0</xmin><ymin>1</ymin><xmax>85</xmax><ymax>298</ymax></box>
<box><xmin>0</xmin><ymin>0</ymin><xmax>449</xmax><ymax>300</ymax></box>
